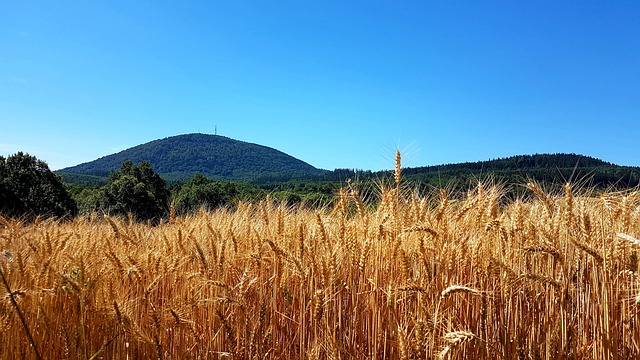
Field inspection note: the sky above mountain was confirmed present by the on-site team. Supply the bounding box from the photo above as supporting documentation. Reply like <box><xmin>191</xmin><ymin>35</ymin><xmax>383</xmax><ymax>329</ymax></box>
<box><xmin>1</xmin><ymin>1</ymin><xmax>638</xmax><ymax>171</ymax></box>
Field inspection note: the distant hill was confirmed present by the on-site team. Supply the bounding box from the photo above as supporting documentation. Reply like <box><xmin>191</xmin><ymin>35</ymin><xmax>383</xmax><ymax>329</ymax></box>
<box><xmin>58</xmin><ymin>133</ymin><xmax>326</xmax><ymax>182</ymax></box>
<box><xmin>324</xmin><ymin>153</ymin><xmax>640</xmax><ymax>190</ymax></box>
<box><xmin>399</xmin><ymin>153</ymin><xmax>640</xmax><ymax>189</ymax></box>
<box><xmin>410</xmin><ymin>153</ymin><xmax>613</xmax><ymax>171</ymax></box>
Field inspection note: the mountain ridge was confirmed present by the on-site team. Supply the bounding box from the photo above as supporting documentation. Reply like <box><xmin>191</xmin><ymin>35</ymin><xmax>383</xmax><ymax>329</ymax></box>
<box><xmin>56</xmin><ymin>133</ymin><xmax>640</xmax><ymax>189</ymax></box>
<box><xmin>395</xmin><ymin>153</ymin><xmax>640</xmax><ymax>189</ymax></box>
<box><xmin>405</xmin><ymin>153</ymin><xmax>614</xmax><ymax>172</ymax></box>
<box><xmin>58</xmin><ymin>133</ymin><xmax>326</xmax><ymax>181</ymax></box>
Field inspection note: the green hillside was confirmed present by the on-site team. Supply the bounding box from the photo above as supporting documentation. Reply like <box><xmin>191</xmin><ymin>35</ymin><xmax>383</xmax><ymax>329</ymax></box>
<box><xmin>57</xmin><ymin>133</ymin><xmax>326</xmax><ymax>182</ymax></box>
<box><xmin>320</xmin><ymin>153</ymin><xmax>640</xmax><ymax>190</ymax></box>
<box><xmin>401</xmin><ymin>153</ymin><xmax>640</xmax><ymax>189</ymax></box>
<box><xmin>57</xmin><ymin>133</ymin><xmax>640</xmax><ymax>195</ymax></box>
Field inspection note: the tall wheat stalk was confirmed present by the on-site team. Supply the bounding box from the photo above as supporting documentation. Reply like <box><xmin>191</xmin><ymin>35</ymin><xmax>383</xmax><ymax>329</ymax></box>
<box><xmin>0</xmin><ymin>262</ymin><xmax>42</xmax><ymax>360</ymax></box>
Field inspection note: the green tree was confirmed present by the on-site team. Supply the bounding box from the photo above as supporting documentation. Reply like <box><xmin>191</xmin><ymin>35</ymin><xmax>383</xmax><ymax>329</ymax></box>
<box><xmin>173</xmin><ymin>173</ymin><xmax>239</xmax><ymax>214</ymax></box>
<box><xmin>67</xmin><ymin>185</ymin><xmax>102</xmax><ymax>214</ymax></box>
<box><xmin>98</xmin><ymin>161</ymin><xmax>169</xmax><ymax>222</ymax></box>
<box><xmin>0</xmin><ymin>152</ymin><xmax>77</xmax><ymax>219</ymax></box>
<box><xmin>272</xmin><ymin>190</ymin><xmax>302</xmax><ymax>206</ymax></box>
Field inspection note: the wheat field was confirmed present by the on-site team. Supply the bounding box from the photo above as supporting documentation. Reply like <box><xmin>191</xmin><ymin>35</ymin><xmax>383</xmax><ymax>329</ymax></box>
<box><xmin>2</xmin><ymin>163</ymin><xmax>640</xmax><ymax>358</ymax></box>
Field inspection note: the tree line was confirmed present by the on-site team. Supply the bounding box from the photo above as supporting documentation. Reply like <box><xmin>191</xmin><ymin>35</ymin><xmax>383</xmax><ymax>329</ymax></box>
<box><xmin>3</xmin><ymin>152</ymin><xmax>640</xmax><ymax>223</ymax></box>
<box><xmin>1</xmin><ymin>153</ymin><xmax>337</xmax><ymax>222</ymax></box>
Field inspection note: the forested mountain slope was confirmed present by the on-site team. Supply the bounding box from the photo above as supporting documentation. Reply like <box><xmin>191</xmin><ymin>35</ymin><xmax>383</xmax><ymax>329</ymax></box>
<box><xmin>58</xmin><ymin>133</ymin><xmax>326</xmax><ymax>181</ymax></box>
<box><xmin>323</xmin><ymin>153</ymin><xmax>640</xmax><ymax>190</ymax></box>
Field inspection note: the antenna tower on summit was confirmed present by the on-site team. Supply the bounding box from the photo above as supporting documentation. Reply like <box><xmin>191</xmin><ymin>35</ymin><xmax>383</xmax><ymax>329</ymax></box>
<box><xmin>215</xmin><ymin>125</ymin><xmax>217</xmax><ymax>135</ymax></box>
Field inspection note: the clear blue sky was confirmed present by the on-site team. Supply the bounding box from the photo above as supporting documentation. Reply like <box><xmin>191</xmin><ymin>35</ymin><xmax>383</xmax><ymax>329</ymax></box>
<box><xmin>1</xmin><ymin>1</ymin><xmax>638</xmax><ymax>171</ymax></box>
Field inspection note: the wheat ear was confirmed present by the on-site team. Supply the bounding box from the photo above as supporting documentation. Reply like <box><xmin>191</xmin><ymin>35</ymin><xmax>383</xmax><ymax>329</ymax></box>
<box><xmin>441</xmin><ymin>285</ymin><xmax>484</xmax><ymax>298</ymax></box>
<box><xmin>395</xmin><ymin>150</ymin><xmax>402</xmax><ymax>185</ymax></box>
<box><xmin>438</xmin><ymin>331</ymin><xmax>478</xmax><ymax>359</ymax></box>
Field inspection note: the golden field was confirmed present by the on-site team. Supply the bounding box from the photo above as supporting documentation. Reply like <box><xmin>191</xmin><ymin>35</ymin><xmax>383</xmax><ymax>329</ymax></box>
<box><xmin>1</xmin><ymin>173</ymin><xmax>640</xmax><ymax>358</ymax></box>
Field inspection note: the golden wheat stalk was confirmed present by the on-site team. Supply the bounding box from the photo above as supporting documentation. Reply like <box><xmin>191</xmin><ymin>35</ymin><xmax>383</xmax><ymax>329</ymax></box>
<box><xmin>525</xmin><ymin>182</ymin><xmax>554</xmax><ymax>215</ymax></box>
<box><xmin>0</xmin><ymin>266</ymin><xmax>42</xmax><ymax>360</ymax></box>
<box><xmin>394</xmin><ymin>150</ymin><xmax>402</xmax><ymax>186</ymax></box>
<box><xmin>438</xmin><ymin>331</ymin><xmax>477</xmax><ymax>359</ymax></box>
<box><xmin>404</xmin><ymin>226</ymin><xmax>438</xmax><ymax>237</ymax></box>
<box><xmin>441</xmin><ymin>285</ymin><xmax>484</xmax><ymax>298</ymax></box>
<box><xmin>570</xmin><ymin>237</ymin><xmax>603</xmax><ymax>265</ymax></box>
<box><xmin>521</xmin><ymin>244</ymin><xmax>564</xmax><ymax>263</ymax></box>
<box><xmin>618</xmin><ymin>233</ymin><xmax>640</xmax><ymax>247</ymax></box>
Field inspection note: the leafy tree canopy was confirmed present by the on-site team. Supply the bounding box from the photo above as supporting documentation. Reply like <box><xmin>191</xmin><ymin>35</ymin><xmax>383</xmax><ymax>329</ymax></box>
<box><xmin>173</xmin><ymin>173</ymin><xmax>241</xmax><ymax>214</ymax></box>
<box><xmin>0</xmin><ymin>152</ymin><xmax>77</xmax><ymax>219</ymax></box>
<box><xmin>98</xmin><ymin>161</ymin><xmax>170</xmax><ymax>222</ymax></box>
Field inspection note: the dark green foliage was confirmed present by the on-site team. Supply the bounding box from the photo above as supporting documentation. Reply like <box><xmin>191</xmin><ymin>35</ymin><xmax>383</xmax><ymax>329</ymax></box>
<box><xmin>271</xmin><ymin>190</ymin><xmax>302</xmax><ymax>205</ymax></box>
<box><xmin>406</xmin><ymin>153</ymin><xmax>613</xmax><ymax>173</ymax></box>
<box><xmin>173</xmin><ymin>173</ymin><xmax>240</xmax><ymax>214</ymax></box>
<box><xmin>0</xmin><ymin>152</ymin><xmax>77</xmax><ymax>219</ymax></box>
<box><xmin>58</xmin><ymin>133</ymin><xmax>326</xmax><ymax>181</ymax></box>
<box><xmin>97</xmin><ymin>161</ymin><xmax>170</xmax><ymax>222</ymax></box>
<box><xmin>56</xmin><ymin>173</ymin><xmax>109</xmax><ymax>187</ymax></box>
<box><xmin>66</xmin><ymin>185</ymin><xmax>102</xmax><ymax>214</ymax></box>
<box><xmin>262</xmin><ymin>180</ymin><xmax>338</xmax><ymax>207</ymax></box>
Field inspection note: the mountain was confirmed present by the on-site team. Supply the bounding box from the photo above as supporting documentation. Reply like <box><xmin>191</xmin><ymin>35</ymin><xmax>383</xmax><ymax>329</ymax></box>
<box><xmin>58</xmin><ymin>133</ymin><xmax>326</xmax><ymax>182</ymax></box>
<box><xmin>322</xmin><ymin>153</ymin><xmax>640</xmax><ymax>190</ymax></box>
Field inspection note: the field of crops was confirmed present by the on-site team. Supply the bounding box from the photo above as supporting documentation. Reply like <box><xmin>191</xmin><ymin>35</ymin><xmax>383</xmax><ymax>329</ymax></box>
<box><xmin>2</xmin><ymin>170</ymin><xmax>640</xmax><ymax>358</ymax></box>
